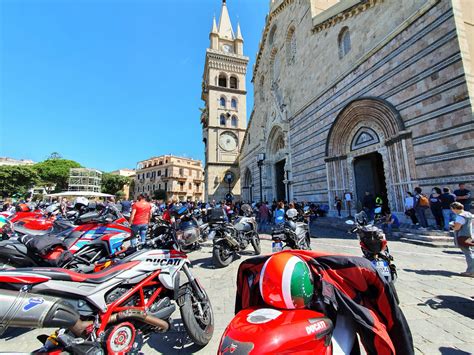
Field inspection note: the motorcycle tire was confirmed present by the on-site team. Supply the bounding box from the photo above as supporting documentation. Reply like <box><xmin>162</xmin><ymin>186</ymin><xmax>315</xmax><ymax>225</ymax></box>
<box><xmin>179</xmin><ymin>283</ymin><xmax>214</xmax><ymax>346</ymax></box>
<box><xmin>251</xmin><ymin>233</ymin><xmax>261</xmax><ymax>255</ymax></box>
<box><xmin>212</xmin><ymin>242</ymin><xmax>233</xmax><ymax>268</ymax></box>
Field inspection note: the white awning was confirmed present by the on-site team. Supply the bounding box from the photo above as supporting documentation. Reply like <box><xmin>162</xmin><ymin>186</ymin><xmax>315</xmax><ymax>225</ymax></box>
<box><xmin>45</xmin><ymin>191</ymin><xmax>113</xmax><ymax>198</ymax></box>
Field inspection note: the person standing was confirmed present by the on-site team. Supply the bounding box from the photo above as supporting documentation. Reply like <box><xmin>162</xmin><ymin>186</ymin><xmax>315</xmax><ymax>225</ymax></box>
<box><xmin>334</xmin><ymin>196</ymin><xmax>342</xmax><ymax>217</ymax></box>
<box><xmin>130</xmin><ymin>194</ymin><xmax>152</xmax><ymax>246</ymax></box>
<box><xmin>440</xmin><ymin>188</ymin><xmax>456</xmax><ymax>231</ymax></box>
<box><xmin>454</xmin><ymin>183</ymin><xmax>472</xmax><ymax>212</ymax></box>
<box><xmin>274</xmin><ymin>201</ymin><xmax>285</xmax><ymax>225</ymax></box>
<box><xmin>404</xmin><ymin>191</ymin><xmax>418</xmax><ymax>226</ymax></box>
<box><xmin>450</xmin><ymin>202</ymin><xmax>474</xmax><ymax>277</ymax></box>
<box><xmin>362</xmin><ymin>191</ymin><xmax>376</xmax><ymax>221</ymax></box>
<box><xmin>259</xmin><ymin>202</ymin><xmax>270</xmax><ymax>227</ymax></box>
<box><xmin>429</xmin><ymin>187</ymin><xmax>443</xmax><ymax>230</ymax></box>
<box><xmin>414</xmin><ymin>187</ymin><xmax>429</xmax><ymax>228</ymax></box>
<box><xmin>120</xmin><ymin>199</ymin><xmax>132</xmax><ymax>219</ymax></box>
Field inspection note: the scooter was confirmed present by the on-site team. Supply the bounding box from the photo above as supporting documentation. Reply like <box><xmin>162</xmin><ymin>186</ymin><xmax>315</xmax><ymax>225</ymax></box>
<box><xmin>0</xmin><ymin>228</ymin><xmax>214</xmax><ymax>354</ymax></box>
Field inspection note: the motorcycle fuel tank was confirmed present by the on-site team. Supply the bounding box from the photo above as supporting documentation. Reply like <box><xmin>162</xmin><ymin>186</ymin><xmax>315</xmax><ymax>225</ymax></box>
<box><xmin>218</xmin><ymin>307</ymin><xmax>333</xmax><ymax>354</ymax></box>
<box><xmin>234</xmin><ymin>218</ymin><xmax>252</xmax><ymax>233</ymax></box>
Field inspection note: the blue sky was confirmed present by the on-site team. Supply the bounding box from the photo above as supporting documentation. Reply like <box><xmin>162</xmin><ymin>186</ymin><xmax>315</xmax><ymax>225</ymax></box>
<box><xmin>0</xmin><ymin>0</ymin><xmax>268</xmax><ymax>171</ymax></box>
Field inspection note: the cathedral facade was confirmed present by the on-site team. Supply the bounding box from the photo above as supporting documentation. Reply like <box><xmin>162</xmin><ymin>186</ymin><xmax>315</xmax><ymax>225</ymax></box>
<box><xmin>201</xmin><ymin>0</ymin><xmax>249</xmax><ymax>202</ymax></box>
<box><xmin>239</xmin><ymin>0</ymin><xmax>474</xmax><ymax>216</ymax></box>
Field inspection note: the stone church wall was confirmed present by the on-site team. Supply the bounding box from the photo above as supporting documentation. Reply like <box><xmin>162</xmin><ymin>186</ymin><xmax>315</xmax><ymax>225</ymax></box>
<box><xmin>240</xmin><ymin>0</ymin><xmax>474</xmax><ymax>212</ymax></box>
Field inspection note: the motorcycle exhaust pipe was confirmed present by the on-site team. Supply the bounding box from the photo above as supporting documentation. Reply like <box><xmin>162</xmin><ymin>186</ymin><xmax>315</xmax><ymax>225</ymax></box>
<box><xmin>108</xmin><ymin>309</ymin><xmax>169</xmax><ymax>331</ymax></box>
<box><xmin>0</xmin><ymin>289</ymin><xmax>91</xmax><ymax>336</ymax></box>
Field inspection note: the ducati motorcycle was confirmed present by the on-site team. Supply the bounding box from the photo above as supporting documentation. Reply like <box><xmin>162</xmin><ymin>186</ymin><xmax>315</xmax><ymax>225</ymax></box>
<box><xmin>346</xmin><ymin>212</ymin><xmax>399</xmax><ymax>303</ymax></box>
<box><xmin>271</xmin><ymin>207</ymin><xmax>312</xmax><ymax>252</ymax></box>
<box><xmin>208</xmin><ymin>205</ymin><xmax>261</xmax><ymax>268</ymax></box>
<box><xmin>0</xmin><ymin>230</ymin><xmax>214</xmax><ymax>354</ymax></box>
<box><xmin>219</xmin><ymin>307</ymin><xmax>333</xmax><ymax>354</ymax></box>
<box><xmin>0</xmin><ymin>208</ymin><xmax>131</xmax><ymax>272</ymax></box>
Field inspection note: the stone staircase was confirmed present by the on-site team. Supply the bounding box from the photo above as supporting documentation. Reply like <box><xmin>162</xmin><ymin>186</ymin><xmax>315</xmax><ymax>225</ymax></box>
<box><xmin>308</xmin><ymin>216</ymin><xmax>455</xmax><ymax>248</ymax></box>
<box><xmin>392</xmin><ymin>227</ymin><xmax>454</xmax><ymax>248</ymax></box>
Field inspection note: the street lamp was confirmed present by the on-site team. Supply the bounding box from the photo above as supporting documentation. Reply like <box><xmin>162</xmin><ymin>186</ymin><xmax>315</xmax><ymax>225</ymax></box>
<box><xmin>256</xmin><ymin>153</ymin><xmax>265</xmax><ymax>202</ymax></box>
<box><xmin>224</xmin><ymin>171</ymin><xmax>234</xmax><ymax>201</ymax></box>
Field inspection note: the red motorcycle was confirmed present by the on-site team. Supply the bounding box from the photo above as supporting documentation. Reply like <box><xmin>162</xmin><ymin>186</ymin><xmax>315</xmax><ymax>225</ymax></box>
<box><xmin>0</xmin><ymin>208</ymin><xmax>131</xmax><ymax>272</ymax></box>
<box><xmin>219</xmin><ymin>307</ymin><xmax>333</xmax><ymax>354</ymax></box>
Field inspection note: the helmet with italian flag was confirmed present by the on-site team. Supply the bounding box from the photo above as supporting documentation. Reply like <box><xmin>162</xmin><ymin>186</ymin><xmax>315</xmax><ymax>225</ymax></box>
<box><xmin>259</xmin><ymin>252</ymin><xmax>314</xmax><ymax>309</ymax></box>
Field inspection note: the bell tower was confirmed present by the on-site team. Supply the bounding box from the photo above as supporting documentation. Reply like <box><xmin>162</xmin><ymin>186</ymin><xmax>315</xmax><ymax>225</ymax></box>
<box><xmin>201</xmin><ymin>0</ymin><xmax>249</xmax><ymax>202</ymax></box>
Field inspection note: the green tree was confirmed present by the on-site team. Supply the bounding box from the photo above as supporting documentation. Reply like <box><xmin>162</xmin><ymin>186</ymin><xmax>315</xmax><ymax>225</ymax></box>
<box><xmin>0</xmin><ymin>165</ymin><xmax>40</xmax><ymax>198</ymax></box>
<box><xmin>152</xmin><ymin>189</ymin><xmax>167</xmax><ymax>201</ymax></box>
<box><xmin>33</xmin><ymin>158</ymin><xmax>81</xmax><ymax>192</ymax></box>
<box><xmin>101</xmin><ymin>173</ymin><xmax>131</xmax><ymax>197</ymax></box>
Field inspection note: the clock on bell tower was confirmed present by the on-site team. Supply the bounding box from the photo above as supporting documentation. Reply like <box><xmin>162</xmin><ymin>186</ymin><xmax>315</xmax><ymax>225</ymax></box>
<box><xmin>200</xmin><ymin>0</ymin><xmax>249</xmax><ymax>202</ymax></box>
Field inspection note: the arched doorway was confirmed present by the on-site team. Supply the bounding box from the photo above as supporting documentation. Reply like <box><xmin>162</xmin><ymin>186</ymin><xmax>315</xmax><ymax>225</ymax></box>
<box><xmin>266</xmin><ymin>125</ymin><xmax>288</xmax><ymax>202</ymax></box>
<box><xmin>243</xmin><ymin>168</ymin><xmax>253</xmax><ymax>202</ymax></box>
<box><xmin>325</xmin><ymin>98</ymin><xmax>414</xmax><ymax>214</ymax></box>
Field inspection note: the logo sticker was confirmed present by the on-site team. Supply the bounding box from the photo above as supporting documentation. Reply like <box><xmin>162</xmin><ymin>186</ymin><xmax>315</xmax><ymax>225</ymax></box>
<box><xmin>306</xmin><ymin>320</ymin><xmax>327</xmax><ymax>335</ymax></box>
<box><xmin>23</xmin><ymin>297</ymin><xmax>44</xmax><ymax>312</ymax></box>
<box><xmin>246</xmin><ymin>308</ymin><xmax>282</xmax><ymax>324</ymax></box>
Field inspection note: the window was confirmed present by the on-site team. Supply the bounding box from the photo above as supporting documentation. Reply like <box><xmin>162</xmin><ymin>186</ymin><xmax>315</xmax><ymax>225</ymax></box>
<box><xmin>146</xmin><ymin>172</ymin><xmax>150</xmax><ymax>178</ymax></box>
<box><xmin>338</xmin><ymin>26</ymin><xmax>351</xmax><ymax>59</ymax></box>
<box><xmin>165</xmin><ymin>168</ymin><xmax>168</xmax><ymax>177</ymax></box>
<box><xmin>152</xmin><ymin>184</ymin><xmax>155</xmax><ymax>191</ymax></box>
<box><xmin>231</xmin><ymin>98</ymin><xmax>237</xmax><ymax>109</ymax></box>
<box><xmin>271</xmin><ymin>51</ymin><xmax>280</xmax><ymax>83</ymax></box>
<box><xmin>269</xmin><ymin>25</ymin><xmax>277</xmax><ymax>45</ymax></box>
<box><xmin>286</xmin><ymin>27</ymin><xmax>296</xmax><ymax>65</ymax></box>
<box><xmin>220</xmin><ymin>114</ymin><xmax>226</xmax><ymax>126</ymax></box>
<box><xmin>158</xmin><ymin>170</ymin><xmax>161</xmax><ymax>176</ymax></box>
<box><xmin>158</xmin><ymin>184</ymin><xmax>161</xmax><ymax>190</ymax></box>
<box><xmin>231</xmin><ymin>115</ymin><xmax>238</xmax><ymax>127</ymax></box>
<box><xmin>230</xmin><ymin>76</ymin><xmax>238</xmax><ymax>89</ymax></box>
<box><xmin>220</xmin><ymin>97</ymin><xmax>226</xmax><ymax>108</ymax></box>
<box><xmin>179</xmin><ymin>183</ymin><xmax>184</xmax><ymax>192</ymax></box>
<box><xmin>164</xmin><ymin>182</ymin><xmax>168</xmax><ymax>191</ymax></box>
<box><xmin>189</xmin><ymin>183</ymin><xmax>192</xmax><ymax>189</ymax></box>
<box><xmin>179</xmin><ymin>168</ymin><xmax>184</xmax><ymax>176</ymax></box>
<box><xmin>259</xmin><ymin>76</ymin><xmax>265</xmax><ymax>102</ymax></box>
<box><xmin>248</xmin><ymin>133</ymin><xmax>250</xmax><ymax>144</ymax></box>
<box><xmin>218</xmin><ymin>73</ymin><xmax>227</xmax><ymax>87</ymax></box>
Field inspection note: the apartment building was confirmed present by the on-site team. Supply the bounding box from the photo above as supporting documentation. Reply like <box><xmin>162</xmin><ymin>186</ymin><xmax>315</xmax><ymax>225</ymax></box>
<box><xmin>134</xmin><ymin>155</ymin><xmax>204</xmax><ymax>201</ymax></box>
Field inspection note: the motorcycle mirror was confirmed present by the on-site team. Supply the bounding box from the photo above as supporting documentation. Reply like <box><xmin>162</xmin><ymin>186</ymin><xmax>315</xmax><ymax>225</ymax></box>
<box><xmin>345</xmin><ymin>220</ymin><xmax>355</xmax><ymax>225</ymax></box>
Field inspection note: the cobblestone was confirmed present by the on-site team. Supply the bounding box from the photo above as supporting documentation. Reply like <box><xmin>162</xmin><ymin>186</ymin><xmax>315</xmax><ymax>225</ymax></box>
<box><xmin>0</xmin><ymin>228</ymin><xmax>472</xmax><ymax>354</ymax></box>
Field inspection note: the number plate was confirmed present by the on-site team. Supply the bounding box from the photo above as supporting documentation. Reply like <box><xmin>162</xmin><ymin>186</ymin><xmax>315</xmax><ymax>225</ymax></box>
<box><xmin>373</xmin><ymin>260</ymin><xmax>391</xmax><ymax>278</ymax></box>
<box><xmin>272</xmin><ymin>242</ymin><xmax>283</xmax><ymax>253</ymax></box>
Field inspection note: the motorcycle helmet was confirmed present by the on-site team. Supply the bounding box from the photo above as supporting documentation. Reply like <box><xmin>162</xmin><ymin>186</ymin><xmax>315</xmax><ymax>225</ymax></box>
<box><xmin>259</xmin><ymin>252</ymin><xmax>314</xmax><ymax>309</ymax></box>
<box><xmin>74</xmin><ymin>197</ymin><xmax>89</xmax><ymax>211</ymax></box>
<box><xmin>286</xmin><ymin>208</ymin><xmax>298</xmax><ymax>219</ymax></box>
<box><xmin>45</xmin><ymin>203</ymin><xmax>60</xmax><ymax>215</ymax></box>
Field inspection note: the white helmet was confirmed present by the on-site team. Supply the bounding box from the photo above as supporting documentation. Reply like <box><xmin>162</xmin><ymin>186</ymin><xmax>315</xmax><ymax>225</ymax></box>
<box><xmin>286</xmin><ymin>208</ymin><xmax>298</xmax><ymax>219</ymax></box>
<box><xmin>74</xmin><ymin>197</ymin><xmax>89</xmax><ymax>209</ymax></box>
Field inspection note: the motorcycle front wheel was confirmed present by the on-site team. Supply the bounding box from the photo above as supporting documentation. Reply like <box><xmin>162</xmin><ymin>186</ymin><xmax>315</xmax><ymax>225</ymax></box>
<box><xmin>251</xmin><ymin>232</ymin><xmax>261</xmax><ymax>255</ymax></box>
<box><xmin>212</xmin><ymin>241</ymin><xmax>233</xmax><ymax>268</ymax></box>
<box><xmin>180</xmin><ymin>283</ymin><xmax>214</xmax><ymax>346</ymax></box>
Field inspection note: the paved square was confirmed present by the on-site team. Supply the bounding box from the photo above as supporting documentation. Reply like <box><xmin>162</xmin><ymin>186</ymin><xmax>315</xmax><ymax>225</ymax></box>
<box><xmin>0</xmin><ymin>228</ymin><xmax>472</xmax><ymax>354</ymax></box>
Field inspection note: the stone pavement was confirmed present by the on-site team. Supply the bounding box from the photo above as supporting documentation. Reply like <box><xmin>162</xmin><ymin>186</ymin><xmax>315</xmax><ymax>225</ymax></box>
<box><xmin>0</xmin><ymin>227</ymin><xmax>472</xmax><ymax>354</ymax></box>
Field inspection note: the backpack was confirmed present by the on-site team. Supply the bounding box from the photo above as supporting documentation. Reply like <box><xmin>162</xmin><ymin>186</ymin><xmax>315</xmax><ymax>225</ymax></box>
<box><xmin>419</xmin><ymin>194</ymin><xmax>430</xmax><ymax>208</ymax></box>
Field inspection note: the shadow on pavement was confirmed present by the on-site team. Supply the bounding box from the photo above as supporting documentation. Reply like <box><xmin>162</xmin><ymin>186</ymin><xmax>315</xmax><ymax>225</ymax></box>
<box><xmin>191</xmin><ymin>257</ymin><xmax>215</xmax><ymax>269</ymax></box>
<box><xmin>418</xmin><ymin>295</ymin><xmax>474</xmax><ymax>318</ymax></box>
<box><xmin>403</xmin><ymin>269</ymin><xmax>460</xmax><ymax>278</ymax></box>
<box><xmin>439</xmin><ymin>347</ymin><xmax>471</xmax><ymax>355</ymax></box>
<box><xmin>441</xmin><ymin>250</ymin><xmax>463</xmax><ymax>255</ymax></box>
<box><xmin>0</xmin><ymin>327</ymin><xmax>31</xmax><ymax>340</ymax></box>
<box><xmin>148</xmin><ymin>320</ymin><xmax>205</xmax><ymax>354</ymax></box>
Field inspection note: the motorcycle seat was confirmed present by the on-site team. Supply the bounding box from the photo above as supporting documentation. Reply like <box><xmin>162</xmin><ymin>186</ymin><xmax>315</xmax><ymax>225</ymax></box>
<box><xmin>14</xmin><ymin>225</ymin><xmax>50</xmax><ymax>237</ymax></box>
<box><xmin>8</xmin><ymin>261</ymin><xmax>139</xmax><ymax>284</ymax></box>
